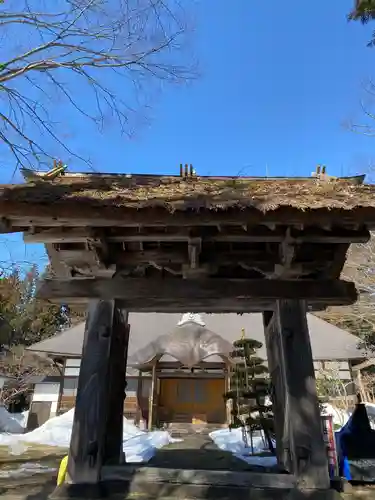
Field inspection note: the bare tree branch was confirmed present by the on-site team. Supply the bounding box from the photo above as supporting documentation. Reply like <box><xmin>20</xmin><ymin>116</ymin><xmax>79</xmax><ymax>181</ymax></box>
<box><xmin>0</xmin><ymin>0</ymin><xmax>197</xmax><ymax>170</ymax></box>
<box><xmin>0</xmin><ymin>346</ymin><xmax>55</xmax><ymax>406</ymax></box>
<box><xmin>317</xmin><ymin>234</ymin><xmax>375</xmax><ymax>352</ymax></box>
<box><xmin>348</xmin><ymin>79</ymin><xmax>375</xmax><ymax>139</ymax></box>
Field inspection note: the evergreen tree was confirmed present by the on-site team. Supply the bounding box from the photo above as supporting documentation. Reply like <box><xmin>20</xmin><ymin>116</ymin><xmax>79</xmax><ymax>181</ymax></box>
<box><xmin>224</xmin><ymin>329</ymin><xmax>274</xmax><ymax>454</ymax></box>
<box><xmin>0</xmin><ymin>264</ymin><xmax>69</xmax><ymax>348</ymax></box>
<box><xmin>349</xmin><ymin>1</ymin><xmax>375</xmax><ymax>46</ymax></box>
<box><xmin>349</xmin><ymin>0</ymin><xmax>375</xmax><ymax>22</ymax></box>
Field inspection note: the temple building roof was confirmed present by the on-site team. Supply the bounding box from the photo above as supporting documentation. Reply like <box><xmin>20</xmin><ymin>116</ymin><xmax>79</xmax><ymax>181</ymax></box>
<box><xmin>27</xmin><ymin>312</ymin><xmax>365</xmax><ymax>375</ymax></box>
<box><xmin>128</xmin><ymin>314</ymin><xmax>234</xmax><ymax>368</ymax></box>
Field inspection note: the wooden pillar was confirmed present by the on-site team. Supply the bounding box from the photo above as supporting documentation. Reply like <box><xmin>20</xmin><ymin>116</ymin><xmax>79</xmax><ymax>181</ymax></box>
<box><xmin>103</xmin><ymin>307</ymin><xmax>130</xmax><ymax>465</ymax></box>
<box><xmin>263</xmin><ymin>300</ymin><xmax>330</xmax><ymax>489</ymax></box>
<box><xmin>67</xmin><ymin>300</ymin><xmax>129</xmax><ymax>484</ymax></box>
<box><xmin>148</xmin><ymin>362</ymin><xmax>157</xmax><ymax>430</ymax></box>
<box><xmin>354</xmin><ymin>369</ymin><xmax>366</xmax><ymax>402</ymax></box>
<box><xmin>136</xmin><ymin>370</ymin><xmax>142</xmax><ymax>425</ymax></box>
<box><xmin>56</xmin><ymin>358</ymin><xmax>67</xmax><ymax>416</ymax></box>
<box><xmin>263</xmin><ymin>309</ymin><xmax>287</xmax><ymax>471</ymax></box>
<box><xmin>224</xmin><ymin>363</ymin><xmax>231</xmax><ymax>425</ymax></box>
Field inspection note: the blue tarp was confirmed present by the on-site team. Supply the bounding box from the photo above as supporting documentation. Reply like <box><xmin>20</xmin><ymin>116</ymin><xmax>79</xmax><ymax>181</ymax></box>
<box><xmin>336</xmin><ymin>403</ymin><xmax>375</xmax><ymax>482</ymax></box>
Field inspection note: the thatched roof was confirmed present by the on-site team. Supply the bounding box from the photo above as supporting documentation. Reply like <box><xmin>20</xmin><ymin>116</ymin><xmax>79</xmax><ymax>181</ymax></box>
<box><xmin>0</xmin><ymin>174</ymin><xmax>374</xmax><ymax>214</ymax></box>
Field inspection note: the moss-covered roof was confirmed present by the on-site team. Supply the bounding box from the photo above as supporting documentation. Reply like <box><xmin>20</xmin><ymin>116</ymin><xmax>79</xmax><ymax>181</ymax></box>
<box><xmin>0</xmin><ymin>174</ymin><xmax>374</xmax><ymax>213</ymax></box>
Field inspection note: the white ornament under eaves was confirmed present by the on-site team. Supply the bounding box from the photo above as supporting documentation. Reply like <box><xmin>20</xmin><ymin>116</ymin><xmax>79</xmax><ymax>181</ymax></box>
<box><xmin>177</xmin><ymin>313</ymin><xmax>205</xmax><ymax>326</ymax></box>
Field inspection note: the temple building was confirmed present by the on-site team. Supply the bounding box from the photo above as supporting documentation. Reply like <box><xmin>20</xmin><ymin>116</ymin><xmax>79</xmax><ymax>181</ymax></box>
<box><xmin>26</xmin><ymin>312</ymin><xmax>364</xmax><ymax>430</ymax></box>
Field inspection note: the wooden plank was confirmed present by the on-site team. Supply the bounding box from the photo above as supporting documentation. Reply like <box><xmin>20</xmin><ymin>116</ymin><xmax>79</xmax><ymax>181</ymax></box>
<box><xmin>265</xmin><ymin>300</ymin><xmax>330</xmax><ymax>489</ymax></box>
<box><xmin>262</xmin><ymin>311</ymin><xmax>288</xmax><ymax>472</ymax></box>
<box><xmin>7</xmin><ymin>204</ymin><xmax>375</xmax><ymax>228</ymax></box>
<box><xmin>24</xmin><ymin>225</ymin><xmax>371</xmax><ymax>244</ymax></box>
<box><xmin>148</xmin><ymin>363</ymin><xmax>157</xmax><ymax>430</ymax></box>
<box><xmin>67</xmin><ymin>300</ymin><xmax>116</xmax><ymax>484</ymax></box>
<box><xmin>37</xmin><ymin>277</ymin><xmax>358</xmax><ymax>310</ymax></box>
<box><xmin>102</xmin><ymin>306</ymin><xmax>129</xmax><ymax>465</ymax></box>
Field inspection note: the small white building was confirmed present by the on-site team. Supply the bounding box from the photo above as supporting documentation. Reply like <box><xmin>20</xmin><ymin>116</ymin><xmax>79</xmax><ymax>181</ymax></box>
<box><xmin>25</xmin><ymin>375</ymin><xmax>61</xmax><ymax>431</ymax></box>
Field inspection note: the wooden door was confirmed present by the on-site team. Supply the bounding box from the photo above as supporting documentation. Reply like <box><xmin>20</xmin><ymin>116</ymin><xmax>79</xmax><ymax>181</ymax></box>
<box><xmin>159</xmin><ymin>378</ymin><xmax>190</xmax><ymax>422</ymax></box>
<box><xmin>193</xmin><ymin>378</ymin><xmax>226</xmax><ymax>423</ymax></box>
<box><xmin>159</xmin><ymin>377</ymin><xmax>225</xmax><ymax>423</ymax></box>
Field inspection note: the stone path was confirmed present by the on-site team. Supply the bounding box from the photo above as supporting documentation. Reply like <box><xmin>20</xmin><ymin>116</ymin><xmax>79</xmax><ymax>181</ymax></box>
<box><xmin>148</xmin><ymin>434</ymin><xmax>276</xmax><ymax>472</ymax></box>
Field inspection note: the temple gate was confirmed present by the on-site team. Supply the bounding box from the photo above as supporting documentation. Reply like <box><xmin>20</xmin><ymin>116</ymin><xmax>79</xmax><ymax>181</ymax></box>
<box><xmin>0</xmin><ymin>170</ymin><xmax>374</xmax><ymax>497</ymax></box>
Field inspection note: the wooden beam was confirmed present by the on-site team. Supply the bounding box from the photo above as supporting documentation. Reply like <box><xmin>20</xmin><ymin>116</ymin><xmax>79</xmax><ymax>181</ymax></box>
<box><xmin>326</xmin><ymin>243</ymin><xmax>350</xmax><ymax>279</ymax></box>
<box><xmin>263</xmin><ymin>301</ymin><xmax>330</xmax><ymax>489</ymax></box>
<box><xmin>156</xmin><ymin>371</ymin><xmax>224</xmax><ymax>379</ymax></box>
<box><xmin>45</xmin><ymin>244</ymin><xmax>72</xmax><ymax>278</ymax></box>
<box><xmin>352</xmin><ymin>358</ymin><xmax>375</xmax><ymax>371</ymax></box>
<box><xmin>24</xmin><ymin>225</ymin><xmax>371</xmax><ymax>244</ymax></box>
<box><xmin>114</xmin><ymin>249</ymin><xmax>281</xmax><ymax>268</ymax></box>
<box><xmin>67</xmin><ymin>300</ymin><xmax>126</xmax><ymax>484</ymax></box>
<box><xmin>8</xmin><ymin>203</ymin><xmax>375</xmax><ymax>227</ymax></box>
<box><xmin>37</xmin><ymin>277</ymin><xmax>357</xmax><ymax>311</ymax></box>
<box><xmin>153</xmin><ymin>361</ymin><xmax>226</xmax><ymax>370</ymax></box>
<box><xmin>225</xmin><ymin>364</ymin><xmax>231</xmax><ymax>425</ymax></box>
<box><xmin>102</xmin><ymin>306</ymin><xmax>129</xmax><ymax>465</ymax></box>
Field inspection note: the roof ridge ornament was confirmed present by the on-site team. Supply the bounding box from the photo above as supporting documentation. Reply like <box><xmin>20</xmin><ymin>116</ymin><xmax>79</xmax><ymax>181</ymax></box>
<box><xmin>178</xmin><ymin>313</ymin><xmax>205</xmax><ymax>326</ymax></box>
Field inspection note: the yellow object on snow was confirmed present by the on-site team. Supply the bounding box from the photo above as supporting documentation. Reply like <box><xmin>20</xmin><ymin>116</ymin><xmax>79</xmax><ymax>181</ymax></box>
<box><xmin>57</xmin><ymin>455</ymin><xmax>69</xmax><ymax>486</ymax></box>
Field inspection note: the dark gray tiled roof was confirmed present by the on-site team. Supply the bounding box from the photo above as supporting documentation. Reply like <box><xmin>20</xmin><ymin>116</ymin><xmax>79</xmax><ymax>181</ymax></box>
<box><xmin>27</xmin><ymin>313</ymin><xmax>364</xmax><ymax>365</ymax></box>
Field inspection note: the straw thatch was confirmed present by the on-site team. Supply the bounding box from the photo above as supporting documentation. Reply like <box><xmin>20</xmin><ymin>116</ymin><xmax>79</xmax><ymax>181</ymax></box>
<box><xmin>0</xmin><ymin>174</ymin><xmax>374</xmax><ymax>212</ymax></box>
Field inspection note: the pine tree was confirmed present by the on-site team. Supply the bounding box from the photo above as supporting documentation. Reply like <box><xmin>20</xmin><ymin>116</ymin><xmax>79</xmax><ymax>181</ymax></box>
<box><xmin>224</xmin><ymin>329</ymin><xmax>274</xmax><ymax>454</ymax></box>
<box><xmin>349</xmin><ymin>1</ymin><xmax>375</xmax><ymax>46</ymax></box>
<box><xmin>349</xmin><ymin>0</ymin><xmax>375</xmax><ymax>22</ymax></box>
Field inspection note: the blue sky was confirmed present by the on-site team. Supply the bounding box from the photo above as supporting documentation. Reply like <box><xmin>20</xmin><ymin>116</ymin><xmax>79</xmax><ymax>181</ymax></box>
<box><xmin>2</xmin><ymin>0</ymin><xmax>375</xmax><ymax>270</ymax></box>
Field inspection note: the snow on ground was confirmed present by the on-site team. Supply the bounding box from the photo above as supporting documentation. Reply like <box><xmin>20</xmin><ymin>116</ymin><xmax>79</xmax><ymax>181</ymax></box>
<box><xmin>0</xmin><ymin>463</ymin><xmax>56</xmax><ymax>479</ymax></box>
<box><xmin>321</xmin><ymin>402</ymin><xmax>375</xmax><ymax>430</ymax></box>
<box><xmin>321</xmin><ymin>403</ymin><xmax>350</xmax><ymax>429</ymax></box>
<box><xmin>209</xmin><ymin>402</ymin><xmax>370</xmax><ymax>469</ymax></box>
<box><xmin>11</xmin><ymin>411</ymin><xmax>29</xmax><ymax>429</ymax></box>
<box><xmin>0</xmin><ymin>408</ymin><xmax>178</xmax><ymax>463</ymax></box>
<box><xmin>0</xmin><ymin>407</ymin><xmax>25</xmax><ymax>434</ymax></box>
<box><xmin>209</xmin><ymin>427</ymin><xmax>277</xmax><ymax>467</ymax></box>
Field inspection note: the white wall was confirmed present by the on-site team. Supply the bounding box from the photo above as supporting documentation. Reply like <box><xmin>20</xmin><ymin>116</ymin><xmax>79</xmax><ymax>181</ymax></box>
<box><xmin>314</xmin><ymin>360</ymin><xmax>352</xmax><ymax>381</ymax></box>
<box><xmin>64</xmin><ymin>358</ymin><xmax>81</xmax><ymax>377</ymax></box>
<box><xmin>126</xmin><ymin>378</ymin><xmax>138</xmax><ymax>397</ymax></box>
<box><xmin>32</xmin><ymin>383</ymin><xmax>60</xmax><ymax>417</ymax></box>
<box><xmin>141</xmin><ymin>378</ymin><xmax>152</xmax><ymax>398</ymax></box>
<box><xmin>64</xmin><ymin>359</ymin><xmax>142</xmax><ymax>397</ymax></box>
<box><xmin>0</xmin><ymin>377</ymin><xmax>9</xmax><ymax>390</ymax></box>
